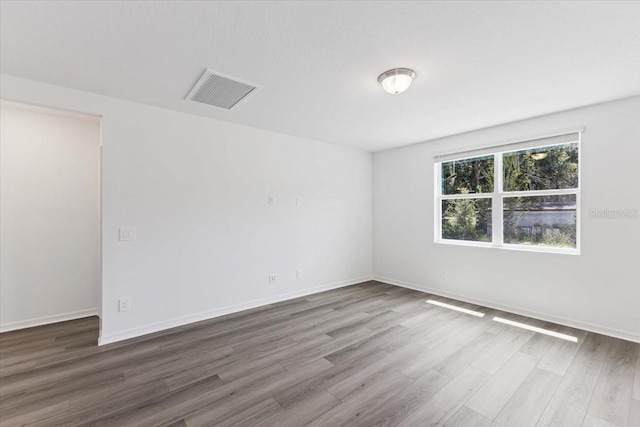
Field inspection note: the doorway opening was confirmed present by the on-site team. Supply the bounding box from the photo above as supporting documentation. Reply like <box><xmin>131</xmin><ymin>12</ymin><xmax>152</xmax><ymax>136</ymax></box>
<box><xmin>0</xmin><ymin>100</ymin><xmax>102</xmax><ymax>343</ymax></box>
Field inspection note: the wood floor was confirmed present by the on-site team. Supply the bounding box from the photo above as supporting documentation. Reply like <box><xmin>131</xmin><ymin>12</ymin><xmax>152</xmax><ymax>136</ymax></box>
<box><xmin>1</xmin><ymin>281</ymin><xmax>639</xmax><ymax>427</ymax></box>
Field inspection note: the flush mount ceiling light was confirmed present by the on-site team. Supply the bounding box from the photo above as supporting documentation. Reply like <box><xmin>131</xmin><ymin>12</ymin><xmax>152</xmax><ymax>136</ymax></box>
<box><xmin>531</xmin><ymin>152</ymin><xmax>548</xmax><ymax>160</ymax></box>
<box><xmin>378</xmin><ymin>68</ymin><xmax>416</xmax><ymax>94</ymax></box>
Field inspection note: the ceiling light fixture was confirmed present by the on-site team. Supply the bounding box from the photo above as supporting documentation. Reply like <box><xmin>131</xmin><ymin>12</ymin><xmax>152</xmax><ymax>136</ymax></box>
<box><xmin>531</xmin><ymin>152</ymin><xmax>548</xmax><ymax>160</ymax></box>
<box><xmin>378</xmin><ymin>68</ymin><xmax>416</xmax><ymax>94</ymax></box>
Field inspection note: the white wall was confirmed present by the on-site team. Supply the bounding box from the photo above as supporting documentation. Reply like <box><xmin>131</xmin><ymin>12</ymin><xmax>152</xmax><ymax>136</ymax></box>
<box><xmin>6</xmin><ymin>72</ymin><xmax>636</xmax><ymax>345</ymax></box>
<box><xmin>373</xmin><ymin>96</ymin><xmax>640</xmax><ymax>342</ymax></box>
<box><xmin>0</xmin><ymin>75</ymin><xmax>373</xmax><ymax>344</ymax></box>
<box><xmin>0</xmin><ymin>103</ymin><xmax>101</xmax><ymax>331</ymax></box>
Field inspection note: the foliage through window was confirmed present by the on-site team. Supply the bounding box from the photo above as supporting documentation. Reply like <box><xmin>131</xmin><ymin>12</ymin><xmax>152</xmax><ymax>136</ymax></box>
<box><xmin>435</xmin><ymin>133</ymin><xmax>580</xmax><ymax>253</ymax></box>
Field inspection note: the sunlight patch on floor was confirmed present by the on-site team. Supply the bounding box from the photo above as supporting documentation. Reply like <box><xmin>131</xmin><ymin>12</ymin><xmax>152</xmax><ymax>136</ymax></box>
<box><xmin>493</xmin><ymin>316</ymin><xmax>578</xmax><ymax>342</ymax></box>
<box><xmin>426</xmin><ymin>300</ymin><xmax>485</xmax><ymax>317</ymax></box>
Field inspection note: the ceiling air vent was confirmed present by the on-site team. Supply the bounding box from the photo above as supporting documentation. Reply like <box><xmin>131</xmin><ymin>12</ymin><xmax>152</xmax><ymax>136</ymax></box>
<box><xmin>185</xmin><ymin>69</ymin><xmax>259</xmax><ymax>110</ymax></box>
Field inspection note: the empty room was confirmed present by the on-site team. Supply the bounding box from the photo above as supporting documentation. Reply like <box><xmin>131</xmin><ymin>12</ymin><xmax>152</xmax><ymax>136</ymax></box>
<box><xmin>1</xmin><ymin>1</ymin><xmax>639</xmax><ymax>426</ymax></box>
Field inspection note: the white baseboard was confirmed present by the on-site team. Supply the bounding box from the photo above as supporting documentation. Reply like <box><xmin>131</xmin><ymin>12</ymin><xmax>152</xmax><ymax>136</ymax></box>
<box><xmin>374</xmin><ymin>275</ymin><xmax>640</xmax><ymax>344</ymax></box>
<box><xmin>98</xmin><ymin>276</ymin><xmax>373</xmax><ymax>346</ymax></box>
<box><xmin>0</xmin><ymin>308</ymin><xmax>99</xmax><ymax>333</ymax></box>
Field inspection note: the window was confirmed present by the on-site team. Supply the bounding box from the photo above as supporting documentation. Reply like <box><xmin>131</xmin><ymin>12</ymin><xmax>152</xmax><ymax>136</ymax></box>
<box><xmin>435</xmin><ymin>132</ymin><xmax>580</xmax><ymax>254</ymax></box>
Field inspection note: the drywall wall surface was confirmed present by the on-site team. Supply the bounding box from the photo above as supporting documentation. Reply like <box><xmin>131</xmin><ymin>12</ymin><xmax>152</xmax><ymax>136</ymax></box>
<box><xmin>1</xmin><ymin>104</ymin><xmax>100</xmax><ymax>331</ymax></box>
<box><xmin>373</xmin><ymin>96</ymin><xmax>640</xmax><ymax>342</ymax></box>
<box><xmin>1</xmin><ymin>75</ymin><xmax>373</xmax><ymax>343</ymax></box>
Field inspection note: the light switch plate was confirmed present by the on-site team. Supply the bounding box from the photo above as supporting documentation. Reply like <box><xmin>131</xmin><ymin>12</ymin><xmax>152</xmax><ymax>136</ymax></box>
<box><xmin>119</xmin><ymin>227</ymin><xmax>136</xmax><ymax>241</ymax></box>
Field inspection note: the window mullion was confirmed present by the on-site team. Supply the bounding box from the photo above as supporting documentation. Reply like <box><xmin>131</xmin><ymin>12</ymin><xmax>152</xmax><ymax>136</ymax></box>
<box><xmin>501</xmin><ymin>188</ymin><xmax>578</xmax><ymax>198</ymax></box>
<box><xmin>434</xmin><ymin>163</ymin><xmax>441</xmax><ymax>242</ymax></box>
<box><xmin>493</xmin><ymin>153</ymin><xmax>503</xmax><ymax>246</ymax></box>
<box><xmin>440</xmin><ymin>193</ymin><xmax>493</xmax><ymax>200</ymax></box>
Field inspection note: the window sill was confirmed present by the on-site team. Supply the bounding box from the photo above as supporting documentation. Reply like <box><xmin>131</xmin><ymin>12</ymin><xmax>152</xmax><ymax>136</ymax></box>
<box><xmin>435</xmin><ymin>239</ymin><xmax>580</xmax><ymax>255</ymax></box>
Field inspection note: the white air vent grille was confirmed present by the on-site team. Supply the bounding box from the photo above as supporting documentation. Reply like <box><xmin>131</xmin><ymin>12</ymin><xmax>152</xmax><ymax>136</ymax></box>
<box><xmin>185</xmin><ymin>69</ymin><xmax>258</xmax><ymax>110</ymax></box>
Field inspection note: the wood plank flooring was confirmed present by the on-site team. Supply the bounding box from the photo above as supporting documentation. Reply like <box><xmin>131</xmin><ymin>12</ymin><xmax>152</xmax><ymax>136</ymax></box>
<box><xmin>1</xmin><ymin>281</ymin><xmax>638</xmax><ymax>427</ymax></box>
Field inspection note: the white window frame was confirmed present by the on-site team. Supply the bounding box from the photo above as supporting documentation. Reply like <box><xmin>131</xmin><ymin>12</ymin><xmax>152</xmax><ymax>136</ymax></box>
<box><xmin>434</xmin><ymin>131</ymin><xmax>581</xmax><ymax>255</ymax></box>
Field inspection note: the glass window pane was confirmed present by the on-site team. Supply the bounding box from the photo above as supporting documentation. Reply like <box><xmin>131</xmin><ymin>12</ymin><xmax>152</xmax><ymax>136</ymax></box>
<box><xmin>441</xmin><ymin>155</ymin><xmax>494</xmax><ymax>195</ymax></box>
<box><xmin>503</xmin><ymin>143</ymin><xmax>578</xmax><ymax>192</ymax></box>
<box><xmin>503</xmin><ymin>195</ymin><xmax>577</xmax><ymax>248</ymax></box>
<box><xmin>442</xmin><ymin>198</ymin><xmax>492</xmax><ymax>242</ymax></box>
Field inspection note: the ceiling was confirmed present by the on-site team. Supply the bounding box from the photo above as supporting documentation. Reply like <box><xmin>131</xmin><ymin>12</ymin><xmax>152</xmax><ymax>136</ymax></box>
<box><xmin>1</xmin><ymin>1</ymin><xmax>639</xmax><ymax>152</ymax></box>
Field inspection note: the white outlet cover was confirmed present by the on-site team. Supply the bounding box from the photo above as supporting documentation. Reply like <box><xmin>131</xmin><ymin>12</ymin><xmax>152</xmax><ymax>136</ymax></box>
<box><xmin>118</xmin><ymin>298</ymin><xmax>131</xmax><ymax>312</ymax></box>
<box><xmin>296</xmin><ymin>196</ymin><xmax>303</xmax><ymax>206</ymax></box>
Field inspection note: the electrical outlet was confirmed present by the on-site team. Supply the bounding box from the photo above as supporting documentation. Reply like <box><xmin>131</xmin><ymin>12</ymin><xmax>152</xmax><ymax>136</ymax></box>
<box><xmin>119</xmin><ymin>227</ymin><xmax>136</xmax><ymax>241</ymax></box>
<box><xmin>296</xmin><ymin>196</ymin><xmax>304</xmax><ymax>206</ymax></box>
<box><xmin>269</xmin><ymin>274</ymin><xmax>277</xmax><ymax>283</ymax></box>
<box><xmin>118</xmin><ymin>298</ymin><xmax>131</xmax><ymax>312</ymax></box>
<box><xmin>268</xmin><ymin>196</ymin><xmax>275</xmax><ymax>205</ymax></box>
<box><xmin>296</xmin><ymin>269</ymin><xmax>303</xmax><ymax>279</ymax></box>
